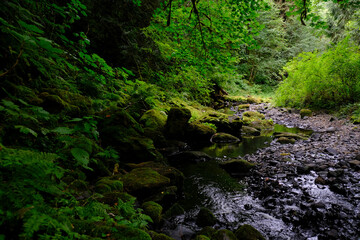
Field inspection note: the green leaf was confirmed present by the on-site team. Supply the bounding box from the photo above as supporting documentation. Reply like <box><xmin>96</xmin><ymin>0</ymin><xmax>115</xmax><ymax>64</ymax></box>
<box><xmin>14</xmin><ymin>125</ymin><xmax>38</xmax><ymax>137</ymax></box>
<box><xmin>18</xmin><ymin>20</ymin><xmax>44</xmax><ymax>34</ymax></box>
<box><xmin>51</xmin><ymin>127</ymin><xmax>74</xmax><ymax>135</ymax></box>
<box><xmin>71</xmin><ymin>148</ymin><xmax>90</xmax><ymax>167</ymax></box>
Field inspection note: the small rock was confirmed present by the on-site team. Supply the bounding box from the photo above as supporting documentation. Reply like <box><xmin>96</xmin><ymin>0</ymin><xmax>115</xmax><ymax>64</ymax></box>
<box><xmin>315</xmin><ymin>176</ymin><xmax>327</xmax><ymax>185</ymax></box>
<box><xmin>349</xmin><ymin>160</ymin><xmax>360</xmax><ymax>170</ymax></box>
<box><xmin>277</xmin><ymin>137</ymin><xmax>296</xmax><ymax>144</ymax></box>
<box><xmin>300</xmin><ymin>109</ymin><xmax>312</xmax><ymax>119</ymax></box>
<box><xmin>325</xmin><ymin>148</ymin><xmax>339</xmax><ymax>155</ymax></box>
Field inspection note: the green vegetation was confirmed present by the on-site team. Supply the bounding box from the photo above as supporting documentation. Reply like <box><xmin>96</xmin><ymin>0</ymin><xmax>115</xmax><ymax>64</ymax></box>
<box><xmin>1</xmin><ymin>0</ymin><xmax>359</xmax><ymax>239</ymax></box>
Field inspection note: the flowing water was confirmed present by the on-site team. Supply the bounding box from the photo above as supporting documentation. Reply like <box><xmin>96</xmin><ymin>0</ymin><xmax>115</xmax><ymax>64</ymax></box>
<box><xmin>162</xmin><ymin>125</ymin><xmax>319</xmax><ymax>239</ymax></box>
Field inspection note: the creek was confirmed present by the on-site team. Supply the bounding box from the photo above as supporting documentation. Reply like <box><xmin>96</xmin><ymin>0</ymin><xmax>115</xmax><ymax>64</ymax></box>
<box><xmin>162</xmin><ymin>106</ymin><xmax>360</xmax><ymax>240</ymax></box>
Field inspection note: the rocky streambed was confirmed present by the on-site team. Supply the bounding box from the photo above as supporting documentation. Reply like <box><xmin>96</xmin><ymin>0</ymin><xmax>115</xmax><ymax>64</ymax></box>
<box><xmin>163</xmin><ymin>104</ymin><xmax>360</xmax><ymax>240</ymax></box>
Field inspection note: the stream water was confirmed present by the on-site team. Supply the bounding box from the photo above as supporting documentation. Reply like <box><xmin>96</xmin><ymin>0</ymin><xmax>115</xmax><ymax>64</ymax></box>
<box><xmin>162</xmin><ymin>123</ymin><xmax>360</xmax><ymax>240</ymax></box>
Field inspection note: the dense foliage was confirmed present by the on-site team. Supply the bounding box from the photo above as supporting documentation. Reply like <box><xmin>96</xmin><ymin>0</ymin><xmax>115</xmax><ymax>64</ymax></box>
<box><xmin>275</xmin><ymin>38</ymin><xmax>360</xmax><ymax>109</ymax></box>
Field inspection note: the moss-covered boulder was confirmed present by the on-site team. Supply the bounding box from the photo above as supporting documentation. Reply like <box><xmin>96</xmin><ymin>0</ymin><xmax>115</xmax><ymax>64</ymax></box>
<box><xmin>235</xmin><ymin>224</ymin><xmax>265</xmax><ymax>240</ymax></box>
<box><xmin>168</xmin><ymin>151</ymin><xmax>212</xmax><ymax>164</ymax></box>
<box><xmin>198</xmin><ymin>226</ymin><xmax>217</xmax><ymax>238</ymax></box>
<box><xmin>142</xmin><ymin>201</ymin><xmax>163</xmax><ymax>225</ymax></box>
<box><xmin>238</xmin><ymin>104</ymin><xmax>251</xmax><ymax>110</ymax></box>
<box><xmin>198</xmin><ymin>112</ymin><xmax>242</xmax><ymax>135</ymax></box>
<box><xmin>98</xmin><ymin>108</ymin><xmax>162</xmax><ymax>162</ymax></box>
<box><xmin>146</xmin><ymin>186</ymin><xmax>178</xmax><ymax>208</ymax></box>
<box><xmin>140</xmin><ymin>109</ymin><xmax>167</xmax><ymax>131</ymax></box>
<box><xmin>211</xmin><ymin>133</ymin><xmax>240</xmax><ymax>143</ymax></box>
<box><xmin>126</xmin><ymin>161</ymin><xmax>184</xmax><ymax>193</ymax></box>
<box><xmin>300</xmin><ymin>109</ymin><xmax>312</xmax><ymax>118</ymax></box>
<box><xmin>148</xmin><ymin>231</ymin><xmax>176</xmax><ymax>240</ymax></box>
<box><xmin>212</xmin><ymin>229</ymin><xmax>237</xmax><ymax>240</ymax></box>
<box><xmin>112</xmin><ymin>225</ymin><xmax>152</xmax><ymax>240</ymax></box>
<box><xmin>98</xmin><ymin>192</ymin><xmax>134</xmax><ymax>205</ymax></box>
<box><xmin>122</xmin><ymin>167</ymin><xmax>170</xmax><ymax>198</ymax></box>
<box><xmin>164</xmin><ymin>107</ymin><xmax>191</xmax><ymax>139</ymax></box>
<box><xmin>39</xmin><ymin>88</ymin><xmax>92</xmax><ymax>116</ymax></box>
<box><xmin>194</xmin><ymin>235</ymin><xmax>211</xmax><ymax>240</ymax></box>
<box><xmin>242</xmin><ymin>126</ymin><xmax>261</xmax><ymax>136</ymax></box>
<box><xmin>277</xmin><ymin>137</ymin><xmax>296</xmax><ymax>144</ymax></box>
<box><xmin>186</xmin><ymin>122</ymin><xmax>216</xmax><ymax>144</ymax></box>
<box><xmin>243</xmin><ymin>111</ymin><xmax>265</xmax><ymax>122</ymax></box>
<box><xmin>196</xmin><ymin>207</ymin><xmax>217</xmax><ymax>227</ymax></box>
<box><xmin>219</xmin><ymin>159</ymin><xmax>255</xmax><ymax>175</ymax></box>
<box><xmin>164</xmin><ymin>203</ymin><xmax>185</xmax><ymax>218</ymax></box>
<box><xmin>95</xmin><ymin>177</ymin><xmax>123</xmax><ymax>194</ymax></box>
<box><xmin>248</xmin><ymin>120</ymin><xmax>274</xmax><ymax>131</ymax></box>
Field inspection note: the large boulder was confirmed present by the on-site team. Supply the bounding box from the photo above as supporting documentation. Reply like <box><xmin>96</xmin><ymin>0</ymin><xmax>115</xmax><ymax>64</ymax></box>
<box><xmin>98</xmin><ymin>108</ymin><xmax>162</xmax><ymax>162</ymax></box>
<box><xmin>211</xmin><ymin>133</ymin><xmax>240</xmax><ymax>143</ymax></box>
<box><xmin>242</xmin><ymin>111</ymin><xmax>274</xmax><ymax>131</ymax></box>
<box><xmin>121</xmin><ymin>167</ymin><xmax>170</xmax><ymax>198</ymax></box>
<box><xmin>165</xmin><ymin>107</ymin><xmax>191</xmax><ymax>139</ymax></box>
<box><xmin>186</xmin><ymin>123</ymin><xmax>216</xmax><ymax>145</ymax></box>
<box><xmin>219</xmin><ymin>159</ymin><xmax>255</xmax><ymax>175</ymax></box>
<box><xmin>212</xmin><ymin>229</ymin><xmax>237</xmax><ymax>240</ymax></box>
<box><xmin>142</xmin><ymin>201</ymin><xmax>163</xmax><ymax>225</ymax></box>
<box><xmin>196</xmin><ymin>207</ymin><xmax>217</xmax><ymax>227</ymax></box>
<box><xmin>140</xmin><ymin>109</ymin><xmax>167</xmax><ymax>131</ymax></box>
<box><xmin>242</xmin><ymin>126</ymin><xmax>261</xmax><ymax>136</ymax></box>
<box><xmin>197</xmin><ymin>112</ymin><xmax>242</xmax><ymax>137</ymax></box>
<box><xmin>235</xmin><ymin>224</ymin><xmax>265</xmax><ymax>240</ymax></box>
<box><xmin>168</xmin><ymin>151</ymin><xmax>212</xmax><ymax>164</ymax></box>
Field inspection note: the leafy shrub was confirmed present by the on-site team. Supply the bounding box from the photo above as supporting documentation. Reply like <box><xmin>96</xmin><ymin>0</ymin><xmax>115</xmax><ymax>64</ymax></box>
<box><xmin>275</xmin><ymin>38</ymin><xmax>360</xmax><ymax>109</ymax></box>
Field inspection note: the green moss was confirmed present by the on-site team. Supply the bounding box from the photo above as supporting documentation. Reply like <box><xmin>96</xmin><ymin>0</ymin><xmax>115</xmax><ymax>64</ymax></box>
<box><xmin>219</xmin><ymin>159</ymin><xmax>255</xmax><ymax>174</ymax></box>
<box><xmin>165</xmin><ymin>107</ymin><xmax>191</xmax><ymax>139</ymax></box>
<box><xmin>212</xmin><ymin>229</ymin><xmax>237</xmax><ymax>240</ymax></box>
<box><xmin>235</xmin><ymin>224</ymin><xmax>265</xmax><ymax>240</ymax></box>
<box><xmin>142</xmin><ymin>201</ymin><xmax>163</xmax><ymax>224</ymax></box>
<box><xmin>238</xmin><ymin>104</ymin><xmax>250</xmax><ymax>109</ymax></box>
<box><xmin>112</xmin><ymin>225</ymin><xmax>152</xmax><ymax>240</ymax></box>
<box><xmin>95</xmin><ymin>178</ymin><xmax>123</xmax><ymax>193</ymax></box>
<box><xmin>211</xmin><ymin>132</ymin><xmax>240</xmax><ymax>143</ymax></box>
<box><xmin>247</xmin><ymin>119</ymin><xmax>274</xmax><ymax>131</ymax></box>
<box><xmin>242</xmin><ymin>111</ymin><xmax>265</xmax><ymax>125</ymax></box>
<box><xmin>223</xmin><ymin>95</ymin><xmax>248</xmax><ymax>103</ymax></box>
<box><xmin>187</xmin><ymin>122</ymin><xmax>216</xmax><ymax>143</ymax></box>
<box><xmin>198</xmin><ymin>226</ymin><xmax>217</xmax><ymax>237</ymax></box>
<box><xmin>72</xmin><ymin>219</ymin><xmax>111</xmax><ymax>237</ymax></box>
<box><xmin>300</xmin><ymin>109</ymin><xmax>312</xmax><ymax>118</ymax></box>
<box><xmin>99</xmin><ymin>192</ymin><xmax>135</xmax><ymax>205</ymax></box>
<box><xmin>140</xmin><ymin>109</ymin><xmax>167</xmax><ymax>131</ymax></box>
<box><xmin>196</xmin><ymin>207</ymin><xmax>217</xmax><ymax>227</ymax></box>
<box><xmin>277</xmin><ymin>137</ymin><xmax>296</xmax><ymax>144</ymax></box>
<box><xmin>148</xmin><ymin>231</ymin><xmax>176</xmax><ymax>240</ymax></box>
<box><xmin>194</xmin><ymin>235</ymin><xmax>211</xmax><ymax>240</ymax></box>
<box><xmin>122</xmin><ymin>167</ymin><xmax>170</xmax><ymax>197</ymax></box>
<box><xmin>164</xmin><ymin>203</ymin><xmax>185</xmax><ymax>218</ymax></box>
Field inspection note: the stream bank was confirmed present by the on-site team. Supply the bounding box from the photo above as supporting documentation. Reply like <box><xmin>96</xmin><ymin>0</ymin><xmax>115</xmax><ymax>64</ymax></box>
<box><xmin>162</xmin><ymin>103</ymin><xmax>360</xmax><ymax>240</ymax></box>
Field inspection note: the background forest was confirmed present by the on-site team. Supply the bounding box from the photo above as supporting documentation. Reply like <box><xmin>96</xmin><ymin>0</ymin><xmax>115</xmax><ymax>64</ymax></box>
<box><xmin>1</xmin><ymin>0</ymin><xmax>360</xmax><ymax>239</ymax></box>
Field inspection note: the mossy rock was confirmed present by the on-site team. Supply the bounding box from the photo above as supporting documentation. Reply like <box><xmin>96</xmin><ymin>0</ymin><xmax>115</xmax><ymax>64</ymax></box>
<box><xmin>164</xmin><ymin>203</ymin><xmax>185</xmax><ymax>218</ymax></box>
<box><xmin>165</xmin><ymin>107</ymin><xmax>192</xmax><ymax>139</ymax></box>
<box><xmin>143</xmin><ymin>127</ymin><xmax>167</xmax><ymax>148</ymax></box>
<box><xmin>277</xmin><ymin>137</ymin><xmax>296</xmax><ymax>144</ymax></box>
<box><xmin>142</xmin><ymin>201</ymin><xmax>163</xmax><ymax>225</ymax></box>
<box><xmin>212</xmin><ymin>229</ymin><xmax>237</xmax><ymax>240</ymax></box>
<box><xmin>198</xmin><ymin>226</ymin><xmax>217</xmax><ymax>237</ymax></box>
<box><xmin>98</xmin><ymin>192</ymin><xmax>134</xmax><ymax>205</ymax></box>
<box><xmin>194</xmin><ymin>235</ymin><xmax>211</xmax><ymax>240</ymax></box>
<box><xmin>146</xmin><ymin>186</ymin><xmax>178</xmax><ymax>208</ymax></box>
<box><xmin>196</xmin><ymin>207</ymin><xmax>217</xmax><ymax>227</ymax></box>
<box><xmin>122</xmin><ymin>167</ymin><xmax>170</xmax><ymax>198</ymax></box>
<box><xmin>39</xmin><ymin>88</ymin><xmax>92</xmax><ymax>116</ymax></box>
<box><xmin>126</xmin><ymin>161</ymin><xmax>184</xmax><ymax>192</ymax></box>
<box><xmin>238</xmin><ymin>104</ymin><xmax>250</xmax><ymax>110</ymax></box>
<box><xmin>248</xmin><ymin>119</ymin><xmax>274</xmax><ymax>131</ymax></box>
<box><xmin>186</xmin><ymin>122</ymin><xmax>216</xmax><ymax>144</ymax></box>
<box><xmin>300</xmin><ymin>109</ymin><xmax>312</xmax><ymax>118</ymax></box>
<box><xmin>242</xmin><ymin>111</ymin><xmax>265</xmax><ymax>124</ymax></box>
<box><xmin>273</xmin><ymin>132</ymin><xmax>307</xmax><ymax>140</ymax></box>
<box><xmin>140</xmin><ymin>109</ymin><xmax>167</xmax><ymax>131</ymax></box>
<box><xmin>98</xmin><ymin>108</ymin><xmax>162</xmax><ymax>162</ymax></box>
<box><xmin>211</xmin><ymin>132</ymin><xmax>240</xmax><ymax>143</ymax></box>
<box><xmin>246</xmin><ymin>96</ymin><xmax>262</xmax><ymax>104</ymax></box>
<box><xmin>242</xmin><ymin>126</ymin><xmax>260</xmax><ymax>136</ymax></box>
<box><xmin>95</xmin><ymin>177</ymin><xmax>123</xmax><ymax>193</ymax></box>
<box><xmin>112</xmin><ymin>225</ymin><xmax>152</xmax><ymax>240</ymax></box>
<box><xmin>235</xmin><ymin>224</ymin><xmax>265</xmax><ymax>240</ymax></box>
<box><xmin>68</xmin><ymin>179</ymin><xmax>89</xmax><ymax>191</ymax></box>
<box><xmin>219</xmin><ymin>159</ymin><xmax>255</xmax><ymax>175</ymax></box>
<box><xmin>148</xmin><ymin>231</ymin><xmax>176</xmax><ymax>240</ymax></box>
<box><xmin>223</xmin><ymin>95</ymin><xmax>248</xmax><ymax>103</ymax></box>
<box><xmin>72</xmin><ymin>219</ymin><xmax>112</xmax><ymax>237</ymax></box>
<box><xmin>198</xmin><ymin>112</ymin><xmax>231</xmax><ymax>133</ymax></box>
